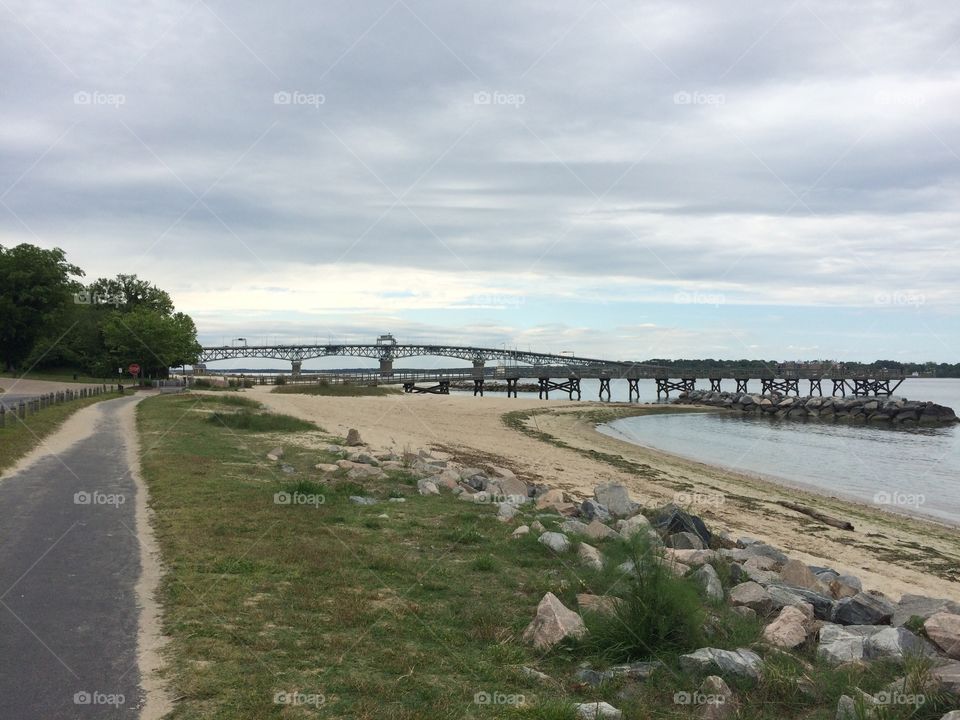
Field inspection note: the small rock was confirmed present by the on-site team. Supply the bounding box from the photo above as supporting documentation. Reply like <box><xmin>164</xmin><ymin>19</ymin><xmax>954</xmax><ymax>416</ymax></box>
<box><xmin>314</xmin><ymin>463</ymin><xmax>339</xmax><ymax>473</ymax></box>
<box><xmin>763</xmin><ymin>605</ymin><xmax>812</xmax><ymax>649</ymax></box>
<box><xmin>583</xmin><ymin>519</ymin><xmax>619</xmax><ymax>541</ymax></box>
<box><xmin>280</xmin><ymin>464</ymin><xmax>296</xmax><ymax>474</ymax></box>
<box><xmin>924</xmin><ymin>612</ymin><xmax>960</xmax><ymax>659</ymax></box>
<box><xmin>266</xmin><ymin>446</ymin><xmax>283</xmax><ymax>461</ymax></box>
<box><xmin>574</xmin><ymin>701</ymin><xmax>622</xmax><ymax>719</ymax></box>
<box><xmin>348</xmin><ymin>496</ymin><xmax>377</xmax><ymax>506</ymax></box>
<box><xmin>522</xmin><ymin>592</ymin><xmax>586</xmax><ymax>650</ymax></box>
<box><xmin>497</xmin><ymin>503</ymin><xmax>520</xmax><ymax>522</ymax></box>
<box><xmin>561</xmin><ymin>519</ymin><xmax>590</xmax><ymax>535</ymax></box>
<box><xmin>698</xmin><ymin>675</ymin><xmax>735</xmax><ymax>720</ymax></box>
<box><xmin>519</xmin><ymin>666</ymin><xmax>552</xmax><ymax>684</ymax></box>
<box><xmin>345</xmin><ymin>429</ymin><xmax>363</xmax><ymax>446</ymax></box>
<box><xmin>729</xmin><ymin>581</ymin><xmax>773</xmax><ymax>615</ymax></box>
<box><xmin>388</xmin><ymin>497</ymin><xmax>406</xmax><ymax>503</ymax></box>
<box><xmin>617</xmin><ymin>513</ymin><xmax>652</xmax><ymax>538</ymax></box>
<box><xmin>578</xmin><ymin>543</ymin><xmax>603</xmax><ymax>570</ymax></box>
<box><xmin>539</xmin><ymin>531</ymin><xmax>571</xmax><ymax>553</ymax></box>
<box><xmin>679</xmin><ymin>647</ymin><xmax>763</xmax><ymax>680</ymax></box>
<box><xmin>530</xmin><ymin>520</ymin><xmax>546</xmax><ymax>534</ymax></box>
<box><xmin>836</xmin><ymin>689</ymin><xmax>878</xmax><ymax>720</ymax></box>
<box><xmin>693</xmin><ymin>564</ymin><xmax>724</xmax><ymax>602</ymax></box>
<box><xmin>655</xmin><ymin>504</ymin><xmax>712</xmax><ymax>547</ymax></box>
<box><xmin>535</xmin><ymin>489</ymin><xmax>566</xmax><ymax>510</ymax></box>
<box><xmin>416</xmin><ymin>478</ymin><xmax>439</xmax><ymax>496</ymax></box>
<box><xmin>779</xmin><ymin>559</ymin><xmax>829</xmax><ymax>594</ymax></box>
<box><xmin>512</xmin><ymin>525</ymin><xmax>530</xmax><ymax>538</ymax></box>
<box><xmin>581</xmin><ymin>499</ymin><xmax>611</xmax><ymax>522</ymax></box>
<box><xmin>666</xmin><ymin>531</ymin><xmax>705</xmax><ymax>550</ymax></box>
<box><xmin>817</xmin><ymin>623</ymin><xmax>878</xmax><ymax>663</ymax></box>
<box><xmin>731</xmin><ymin>606</ymin><xmax>757</xmax><ymax>621</ymax></box>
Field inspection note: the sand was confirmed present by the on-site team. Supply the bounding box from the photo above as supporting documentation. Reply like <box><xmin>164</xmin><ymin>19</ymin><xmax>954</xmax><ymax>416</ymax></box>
<box><xmin>254</xmin><ymin>387</ymin><xmax>960</xmax><ymax>602</ymax></box>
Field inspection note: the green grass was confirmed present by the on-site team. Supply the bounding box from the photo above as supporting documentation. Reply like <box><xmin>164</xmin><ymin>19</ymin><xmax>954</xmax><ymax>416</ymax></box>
<box><xmin>0</xmin><ymin>391</ymin><xmax>119</xmax><ymax>474</ymax></box>
<box><xmin>0</xmin><ymin>367</ymin><xmax>116</xmax><ymax>384</ymax></box>
<box><xmin>137</xmin><ymin>393</ymin><xmax>946</xmax><ymax>720</ymax></box>
<box><xmin>206</xmin><ymin>410</ymin><xmax>316</xmax><ymax>432</ymax></box>
<box><xmin>271</xmin><ymin>381</ymin><xmax>402</xmax><ymax>397</ymax></box>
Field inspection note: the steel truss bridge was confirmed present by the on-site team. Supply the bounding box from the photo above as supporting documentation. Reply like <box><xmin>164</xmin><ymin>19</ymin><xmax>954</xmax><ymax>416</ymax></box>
<box><xmin>198</xmin><ymin>340</ymin><xmax>917</xmax><ymax>399</ymax></box>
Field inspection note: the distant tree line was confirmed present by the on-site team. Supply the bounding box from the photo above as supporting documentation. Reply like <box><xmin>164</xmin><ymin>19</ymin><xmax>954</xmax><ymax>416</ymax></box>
<box><xmin>644</xmin><ymin>359</ymin><xmax>960</xmax><ymax>377</ymax></box>
<box><xmin>0</xmin><ymin>243</ymin><xmax>200</xmax><ymax>377</ymax></box>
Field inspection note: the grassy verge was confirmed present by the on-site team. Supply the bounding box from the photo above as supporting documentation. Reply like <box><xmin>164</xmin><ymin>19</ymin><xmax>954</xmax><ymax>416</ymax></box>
<box><xmin>138</xmin><ymin>393</ymin><xmax>949</xmax><ymax>719</ymax></box>
<box><xmin>271</xmin><ymin>382</ymin><xmax>402</xmax><ymax>397</ymax></box>
<box><xmin>0</xmin><ymin>367</ymin><xmax>114</xmax><ymax>384</ymax></box>
<box><xmin>0</xmin><ymin>392</ymin><xmax>120</xmax><ymax>474</ymax></box>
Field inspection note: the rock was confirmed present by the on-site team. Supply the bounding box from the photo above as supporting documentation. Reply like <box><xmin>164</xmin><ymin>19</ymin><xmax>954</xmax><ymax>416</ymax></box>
<box><xmin>314</xmin><ymin>462</ymin><xmax>339</xmax><ymax>473</ymax></box>
<box><xmin>417</xmin><ymin>479</ymin><xmax>439</xmax><ymax>496</ymax></box>
<box><xmin>925</xmin><ymin>613</ymin><xmax>960</xmax><ymax>659</ymax></box>
<box><xmin>731</xmin><ymin>606</ymin><xmax>757</xmax><ymax>621</ymax></box>
<box><xmin>536</xmin><ymin>489</ymin><xmax>566</xmax><ymax>510</ymax></box>
<box><xmin>539</xmin><ymin>532</ymin><xmax>571</xmax><ymax>553</ymax></box>
<box><xmin>487</xmin><ymin>476</ymin><xmax>529</xmax><ymax>504</ymax></box>
<box><xmin>833</xmin><ymin>591</ymin><xmax>895</xmax><ymax>626</ymax></box>
<box><xmin>519</xmin><ymin>666</ymin><xmax>552</xmax><ymax>684</ymax></box>
<box><xmin>837</xmin><ymin>689</ymin><xmax>878</xmax><ymax>720</ymax></box>
<box><xmin>583</xmin><ymin>519</ymin><xmax>619</xmax><ymax>541</ymax></box>
<box><xmin>939</xmin><ymin>713</ymin><xmax>960</xmax><ymax>720</ymax></box>
<box><xmin>893</xmin><ymin>594</ymin><xmax>960</xmax><ymax>627</ymax></box>
<box><xmin>763</xmin><ymin>606</ymin><xmax>812</xmax><ymax>649</ymax></box>
<box><xmin>830</xmin><ymin>576</ymin><xmax>862</xmax><ymax>600</ymax></box>
<box><xmin>388</xmin><ymin>497</ymin><xmax>406</xmax><ymax>503</ymax></box>
<box><xmin>530</xmin><ymin>520</ymin><xmax>545</xmax><ymax>534</ymax></box>
<box><xmin>512</xmin><ymin>525</ymin><xmax>530</xmax><ymax>538</ymax></box>
<box><xmin>666</xmin><ymin>532</ymin><xmax>705</xmax><ymax>550</ymax></box>
<box><xmin>679</xmin><ymin>648</ymin><xmax>763</xmax><ymax>680</ymax></box>
<box><xmin>574</xmin><ymin>702</ymin><xmax>622</xmax><ymax>719</ymax></box>
<box><xmin>866</xmin><ymin>626</ymin><xmax>936</xmax><ymax>660</ymax></box>
<box><xmin>693</xmin><ymin>564</ymin><xmax>724</xmax><ymax>602</ymax></box>
<box><xmin>522</xmin><ymin>592</ymin><xmax>586</xmax><ymax>650</ymax></box>
<box><xmin>818</xmin><ymin>623</ymin><xmax>882</xmax><ymax>663</ymax></box>
<box><xmin>435</xmin><ymin>469</ymin><xmax>461</xmax><ymax>490</ymax></box>
<box><xmin>698</xmin><ymin>676</ymin><xmax>735</xmax><ymax>720</ymax></box>
<box><xmin>325</xmin><ymin>444</ymin><xmax>343</xmax><ymax>454</ymax></box>
<box><xmin>779</xmin><ymin>586</ymin><xmax>837</xmax><ymax>620</ymax></box>
<box><xmin>932</xmin><ymin>660</ymin><xmax>960</xmax><ymax>697</ymax></box>
<box><xmin>351</xmin><ymin>452</ymin><xmax>379</xmax><ymax>466</ymax></box>
<box><xmin>348</xmin><ymin>465</ymin><xmax>384</xmax><ymax>480</ymax></box>
<box><xmin>665</xmin><ymin>548</ymin><xmax>718</xmax><ymax>567</ymax></box>
<box><xmin>617</xmin><ymin>514</ymin><xmax>652</xmax><ymax>538</ymax></box>
<box><xmin>497</xmin><ymin>503</ymin><xmax>519</xmax><ymax>522</ymax></box>
<box><xmin>578</xmin><ymin>543</ymin><xmax>604</xmax><ymax>570</ymax></box>
<box><xmin>780</xmin><ymin>559</ymin><xmax>829</xmax><ymax>594</ymax></box>
<box><xmin>729</xmin><ymin>582</ymin><xmax>773</xmax><ymax>615</ymax></box>
<box><xmin>577</xmin><ymin>593</ymin><xmax>620</xmax><ymax>616</ymax></box>
<box><xmin>345</xmin><ymin>429</ymin><xmax>363</xmax><ymax>446</ymax></box>
<box><xmin>594</xmin><ymin>483</ymin><xmax>638</xmax><ymax>518</ymax></box>
<box><xmin>744</xmin><ymin>556</ymin><xmax>778</xmax><ymax>572</ymax></box>
<box><xmin>266</xmin><ymin>446</ymin><xmax>283</xmax><ymax>461</ymax></box>
<box><xmin>655</xmin><ymin>504</ymin><xmax>712</xmax><ymax>547</ymax></box>
<box><xmin>561</xmin><ymin>519</ymin><xmax>590</xmax><ymax>535</ymax></box>
<box><xmin>723</xmin><ymin>542</ymin><xmax>788</xmax><ymax>565</ymax></box>
<box><xmin>348</xmin><ymin>496</ymin><xmax>378</xmax><ymax>506</ymax></box>
<box><xmin>581</xmin><ymin>499</ymin><xmax>611</xmax><ymax>522</ymax></box>
<box><xmin>280</xmin><ymin>464</ymin><xmax>296</xmax><ymax>474</ymax></box>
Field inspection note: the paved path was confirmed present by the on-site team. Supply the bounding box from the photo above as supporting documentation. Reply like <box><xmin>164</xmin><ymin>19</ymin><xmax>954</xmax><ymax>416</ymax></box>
<box><xmin>0</xmin><ymin>394</ymin><xmax>154</xmax><ymax>718</ymax></box>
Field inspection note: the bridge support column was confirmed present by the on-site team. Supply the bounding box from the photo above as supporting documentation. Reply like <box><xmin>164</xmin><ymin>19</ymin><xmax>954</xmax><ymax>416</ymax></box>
<box><xmin>809</xmin><ymin>378</ymin><xmax>823</xmax><ymax>396</ymax></box>
<box><xmin>599</xmin><ymin>377</ymin><xmax>611</xmax><ymax>401</ymax></box>
<box><xmin>473</xmin><ymin>378</ymin><xmax>484</xmax><ymax>397</ymax></box>
<box><xmin>709</xmin><ymin>378</ymin><xmax>722</xmax><ymax>392</ymax></box>
<box><xmin>736</xmin><ymin>378</ymin><xmax>749</xmax><ymax>393</ymax></box>
<box><xmin>832</xmin><ymin>379</ymin><xmax>846</xmax><ymax>397</ymax></box>
<box><xmin>291</xmin><ymin>361</ymin><xmax>302</xmax><ymax>378</ymax></box>
<box><xmin>627</xmin><ymin>378</ymin><xmax>640</xmax><ymax>402</ymax></box>
<box><xmin>506</xmin><ymin>377</ymin><xmax>519</xmax><ymax>398</ymax></box>
<box><xmin>379</xmin><ymin>358</ymin><xmax>393</xmax><ymax>377</ymax></box>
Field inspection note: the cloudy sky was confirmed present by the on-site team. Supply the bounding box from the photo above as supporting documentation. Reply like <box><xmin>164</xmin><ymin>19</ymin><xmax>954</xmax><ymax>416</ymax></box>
<box><xmin>2</xmin><ymin>0</ymin><xmax>958</xmax><ymax>366</ymax></box>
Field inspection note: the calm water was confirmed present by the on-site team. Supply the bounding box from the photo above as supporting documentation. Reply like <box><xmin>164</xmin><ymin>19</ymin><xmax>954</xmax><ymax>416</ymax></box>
<box><xmin>591</xmin><ymin>378</ymin><xmax>960</xmax><ymax>526</ymax></box>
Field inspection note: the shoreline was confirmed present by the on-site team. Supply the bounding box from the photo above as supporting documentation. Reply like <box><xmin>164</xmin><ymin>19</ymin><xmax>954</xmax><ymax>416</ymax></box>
<box><xmin>252</xmin><ymin>388</ymin><xmax>960</xmax><ymax>601</ymax></box>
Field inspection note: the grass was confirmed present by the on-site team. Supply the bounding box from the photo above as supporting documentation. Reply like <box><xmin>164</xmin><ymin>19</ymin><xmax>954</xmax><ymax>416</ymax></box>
<box><xmin>138</xmin><ymin>393</ymin><xmax>952</xmax><ymax>720</ymax></box>
<box><xmin>271</xmin><ymin>381</ymin><xmax>402</xmax><ymax>397</ymax></box>
<box><xmin>207</xmin><ymin>410</ymin><xmax>317</xmax><ymax>432</ymax></box>
<box><xmin>0</xmin><ymin>391</ymin><xmax>119</xmax><ymax>474</ymax></box>
<box><xmin>0</xmin><ymin>366</ymin><xmax>116</xmax><ymax>384</ymax></box>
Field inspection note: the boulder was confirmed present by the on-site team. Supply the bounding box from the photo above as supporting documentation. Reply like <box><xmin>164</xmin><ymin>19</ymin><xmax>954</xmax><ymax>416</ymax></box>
<box><xmin>779</xmin><ymin>586</ymin><xmax>837</xmax><ymax>620</ymax></box>
<box><xmin>512</xmin><ymin>525</ymin><xmax>530</xmax><ymax>538</ymax></box>
<box><xmin>666</xmin><ymin>532</ymin><xmax>705</xmax><ymax>550</ymax></box>
<box><xmin>345</xmin><ymin>429</ymin><xmax>363</xmax><ymax>446</ymax></box>
<box><xmin>698</xmin><ymin>675</ymin><xmax>735</xmax><ymax>720</ymax></box>
<box><xmin>617</xmin><ymin>514</ymin><xmax>652</xmax><ymax>538</ymax></box>
<box><xmin>561</xmin><ymin>519</ymin><xmax>591</xmax><ymax>535</ymax></box>
<box><xmin>348</xmin><ymin>496</ymin><xmax>378</xmax><ymax>506</ymax></box>
<box><xmin>818</xmin><ymin>623</ymin><xmax>883</xmax><ymax>663</ymax></box>
<box><xmin>574</xmin><ymin>702</ymin><xmax>622</xmax><ymax>719</ymax></box>
<box><xmin>731</xmin><ymin>606</ymin><xmax>757</xmax><ymax>622</ymax></box>
<box><xmin>538</xmin><ymin>531</ymin><xmax>571</xmax><ymax>553</ymax></box>
<box><xmin>577</xmin><ymin>593</ymin><xmax>620</xmax><ymax>616</ymax></box>
<box><xmin>351</xmin><ymin>452</ymin><xmax>379</xmax><ymax>466</ymax></box>
<box><xmin>530</xmin><ymin>520</ymin><xmax>546</xmax><ymax>534</ymax></box>
<box><xmin>266</xmin><ymin>447</ymin><xmax>283</xmax><ymax>461</ymax></box>
<box><xmin>578</xmin><ymin>543</ymin><xmax>604</xmax><ymax>571</ymax></box>
<box><xmin>833</xmin><ymin>592</ymin><xmax>895</xmax><ymax>626</ymax></box>
<box><xmin>693</xmin><ymin>563</ymin><xmax>724</xmax><ymax>602</ymax></box>
<box><xmin>497</xmin><ymin>503</ymin><xmax>519</xmax><ymax>522</ymax></box>
<box><xmin>417</xmin><ymin>479</ymin><xmax>439</xmax><ymax>496</ymax></box>
<box><xmin>744</xmin><ymin>556</ymin><xmax>779</xmax><ymax>572</ymax></box>
<box><xmin>536</xmin><ymin>489</ymin><xmax>566</xmax><ymax>510</ymax></box>
<box><xmin>655</xmin><ymin>504</ymin><xmax>712</xmax><ymax>547</ymax></box>
<box><xmin>594</xmin><ymin>483</ymin><xmax>638</xmax><ymax>517</ymax></box>
<box><xmin>925</xmin><ymin>612</ymin><xmax>960</xmax><ymax>659</ymax></box>
<box><xmin>583</xmin><ymin>519</ymin><xmax>619</xmax><ymax>541</ymax></box>
<box><xmin>678</xmin><ymin>648</ymin><xmax>763</xmax><ymax>680</ymax></box>
<box><xmin>836</xmin><ymin>689</ymin><xmax>878</xmax><ymax>720</ymax></box>
<box><xmin>780</xmin><ymin>559</ymin><xmax>830</xmax><ymax>594</ymax></box>
<box><xmin>933</xmin><ymin>660</ymin><xmax>960</xmax><ymax>698</ymax></box>
<box><xmin>348</xmin><ymin>465</ymin><xmax>384</xmax><ymax>480</ymax></box>
<box><xmin>763</xmin><ymin>606</ymin><xmax>812</xmax><ymax>649</ymax></box>
<box><xmin>865</xmin><ymin>626</ymin><xmax>935</xmax><ymax>660</ymax></box>
<box><xmin>893</xmin><ymin>595</ymin><xmax>960</xmax><ymax>627</ymax></box>
<box><xmin>830</xmin><ymin>576</ymin><xmax>862</xmax><ymax>600</ymax></box>
<box><xmin>487</xmin><ymin>476</ymin><xmax>529</xmax><ymax>504</ymax></box>
<box><xmin>665</xmin><ymin>549</ymin><xmax>718</xmax><ymax>567</ymax></box>
<box><xmin>522</xmin><ymin>592</ymin><xmax>586</xmax><ymax>650</ymax></box>
<box><xmin>314</xmin><ymin>463</ymin><xmax>339</xmax><ymax>473</ymax></box>
<box><xmin>729</xmin><ymin>582</ymin><xmax>773</xmax><ymax>615</ymax></box>
<box><xmin>581</xmin><ymin>499</ymin><xmax>611</xmax><ymax>522</ymax></box>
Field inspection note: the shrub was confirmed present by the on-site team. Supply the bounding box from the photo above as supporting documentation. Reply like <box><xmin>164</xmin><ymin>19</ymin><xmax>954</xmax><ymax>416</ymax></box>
<box><xmin>206</xmin><ymin>411</ymin><xmax>315</xmax><ymax>432</ymax></box>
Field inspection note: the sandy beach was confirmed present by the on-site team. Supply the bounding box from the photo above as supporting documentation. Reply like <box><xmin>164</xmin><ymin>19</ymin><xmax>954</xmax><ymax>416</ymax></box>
<box><xmin>253</xmin><ymin>387</ymin><xmax>960</xmax><ymax>602</ymax></box>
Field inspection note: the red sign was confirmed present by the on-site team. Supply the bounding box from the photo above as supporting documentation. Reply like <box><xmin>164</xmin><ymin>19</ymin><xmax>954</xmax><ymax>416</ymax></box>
<box><xmin>128</xmin><ymin>364</ymin><xmax>141</xmax><ymax>376</ymax></box>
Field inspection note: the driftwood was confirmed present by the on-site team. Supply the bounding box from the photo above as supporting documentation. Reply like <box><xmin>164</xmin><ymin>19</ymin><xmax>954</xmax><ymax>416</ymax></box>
<box><xmin>777</xmin><ymin>500</ymin><xmax>855</xmax><ymax>531</ymax></box>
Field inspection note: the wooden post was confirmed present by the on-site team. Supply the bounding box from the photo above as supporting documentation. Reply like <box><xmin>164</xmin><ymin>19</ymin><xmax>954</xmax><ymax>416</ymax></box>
<box><xmin>599</xmin><ymin>377</ymin><xmax>612</xmax><ymax>401</ymax></box>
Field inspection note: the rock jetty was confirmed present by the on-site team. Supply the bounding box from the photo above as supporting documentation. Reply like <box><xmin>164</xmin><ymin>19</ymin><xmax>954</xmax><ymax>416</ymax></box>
<box><xmin>673</xmin><ymin>390</ymin><xmax>958</xmax><ymax>426</ymax></box>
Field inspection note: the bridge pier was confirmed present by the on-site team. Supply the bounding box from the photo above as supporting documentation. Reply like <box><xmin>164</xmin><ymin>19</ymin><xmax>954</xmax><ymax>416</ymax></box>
<box><xmin>599</xmin><ymin>377</ymin><xmax>611</xmax><ymax>401</ymax></box>
<box><xmin>538</xmin><ymin>377</ymin><xmax>581</xmax><ymax>400</ymax></box>
<box><xmin>735</xmin><ymin>378</ymin><xmax>749</xmax><ymax>393</ymax></box>
<box><xmin>832</xmin><ymin>379</ymin><xmax>846</xmax><ymax>397</ymax></box>
<box><xmin>709</xmin><ymin>378</ymin><xmax>722</xmax><ymax>392</ymax></box>
<box><xmin>379</xmin><ymin>358</ymin><xmax>393</xmax><ymax>377</ymax></box>
<box><xmin>809</xmin><ymin>378</ymin><xmax>823</xmax><ymax>396</ymax></box>
<box><xmin>761</xmin><ymin>377</ymin><xmax>800</xmax><ymax>396</ymax></box>
<box><xmin>656</xmin><ymin>377</ymin><xmax>695</xmax><ymax>398</ymax></box>
<box><xmin>506</xmin><ymin>377</ymin><xmax>519</xmax><ymax>398</ymax></box>
<box><xmin>291</xmin><ymin>360</ymin><xmax>302</xmax><ymax>378</ymax></box>
<box><xmin>473</xmin><ymin>378</ymin><xmax>484</xmax><ymax>396</ymax></box>
<box><xmin>627</xmin><ymin>377</ymin><xmax>641</xmax><ymax>402</ymax></box>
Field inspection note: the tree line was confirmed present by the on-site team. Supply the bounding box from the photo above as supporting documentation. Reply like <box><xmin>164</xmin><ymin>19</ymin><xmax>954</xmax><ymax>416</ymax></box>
<box><xmin>0</xmin><ymin>243</ymin><xmax>200</xmax><ymax>377</ymax></box>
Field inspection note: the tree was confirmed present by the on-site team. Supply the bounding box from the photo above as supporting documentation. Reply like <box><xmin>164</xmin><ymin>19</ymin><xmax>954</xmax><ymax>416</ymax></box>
<box><xmin>0</xmin><ymin>244</ymin><xmax>84</xmax><ymax>371</ymax></box>
<box><xmin>87</xmin><ymin>274</ymin><xmax>174</xmax><ymax>314</ymax></box>
<box><xmin>101</xmin><ymin>308</ymin><xmax>201</xmax><ymax>377</ymax></box>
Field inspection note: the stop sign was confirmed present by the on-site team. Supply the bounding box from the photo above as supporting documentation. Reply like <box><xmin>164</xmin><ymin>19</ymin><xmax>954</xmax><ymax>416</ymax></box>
<box><xmin>128</xmin><ymin>363</ymin><xmax>141</xmax><ymax>376</ymax></box>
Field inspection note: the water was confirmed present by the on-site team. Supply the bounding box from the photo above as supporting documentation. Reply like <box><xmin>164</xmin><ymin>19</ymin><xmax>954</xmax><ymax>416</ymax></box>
<box><xmin>592</xmin><ymin>378</ymin><xmax>960</xmax><ymax>525</ymax></box>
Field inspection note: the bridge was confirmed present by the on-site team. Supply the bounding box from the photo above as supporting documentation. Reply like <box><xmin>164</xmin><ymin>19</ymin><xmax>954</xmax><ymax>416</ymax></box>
<box><xmin>197</xmin><ymin>337</ymin><xmax>916</xmax><ymax>399</ymax></box>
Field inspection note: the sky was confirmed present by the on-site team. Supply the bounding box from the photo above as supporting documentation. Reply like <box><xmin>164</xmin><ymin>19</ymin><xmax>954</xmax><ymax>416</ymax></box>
<box><xmin>1</xmin><ymin>0</ymin><xmax>958</xmax><ymax>367</ymax></box>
